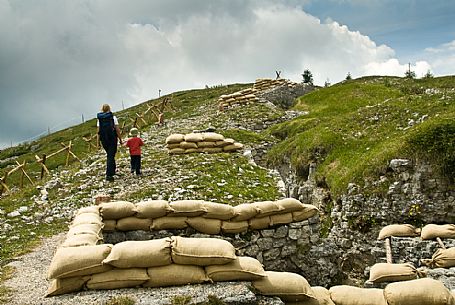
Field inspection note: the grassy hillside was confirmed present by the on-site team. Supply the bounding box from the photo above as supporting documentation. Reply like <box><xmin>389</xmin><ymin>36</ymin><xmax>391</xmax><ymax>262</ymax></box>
<box><xmin>266</xmin><ymin>76</ymin><xmax>455</xmax><ymax>197</ymax></box>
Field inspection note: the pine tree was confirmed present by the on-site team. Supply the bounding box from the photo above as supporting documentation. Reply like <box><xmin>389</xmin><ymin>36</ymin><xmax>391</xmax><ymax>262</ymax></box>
<box><xmin>345</xmin><ymin>72</ymin><xmax>352</xmax><ymax>80</ymax></box>
<box><xmin>405</xmin><ymin>63</ymin><xmax>416</xmax><ymax>79</ymax></box>
<box><xmin>423</xmin><ymin>70</ymin><xmax>434</xmax><ymax>79</ymax></box>
<box><xmin>302</xmin><ymin>69</ymin><xmax>313</xmax><ymax>85</ymax></box>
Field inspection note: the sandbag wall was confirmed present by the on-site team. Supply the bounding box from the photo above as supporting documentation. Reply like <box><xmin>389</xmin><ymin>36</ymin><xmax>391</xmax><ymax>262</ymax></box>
<box><xmin>366</xmin><ymin>223</ymin><xmax>455</xmax><ymax>289</ymax></box>
<box><xmin>166</xmin><ymin>132</ymin><xmax>243</xmax><ymax>154</ymax></box>
<box><xmin>218</xmin><ymin>88</ymin><xmax>259</xmax><ymax>109</ymax></box>
<box><xmin>253</xmin><ymin>78</ymin><xmax>298</xmax><ymax>92</ymax></box>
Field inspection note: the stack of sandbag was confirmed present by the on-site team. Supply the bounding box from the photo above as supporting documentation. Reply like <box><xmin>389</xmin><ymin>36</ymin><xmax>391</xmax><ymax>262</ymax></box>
<box><xmin>368</xmin><ymin>263</ymin><xmax>420</xmax><ymax>283</ymax></box>
<box><xmin>99</xmin><ymin>198</ymin><xmax>319</xmax><ymax>234</ymax></box>
<box><xmin>165</xmin><ymin>132</ymin><xmax>243</xmax><ymax>154</ymax></box>
<box><xmin>47</xmin><ymin>236</ymin><xmax>268</xmax><ymax>296</ymax></box>
<box><xmin>421</xmin><ymin>224</ymin><xmax>455</xmax><ymax>240</ymax></box>
<box><xmin>218</xmin><ymin>87</ymin><xmax>259</xmax><ymax>109</ymax></box>
<box><xmin>253</xmin><ymin>78</ymin><xmax>298</xmax><ymax>92</ymax></box>
<box><xmin>63</xmin><ymin>205</ymin><xmax>103</xmax><ymax>247</ymax></box>
<box><xmin>421</xmin><ymin>247</ymin><xmax>455</xmax><ymax>268</ymax></box>
<box><xmin>377</xmin><ymin>224</ymin><xmax>421</xmax><ymax>240</ymax></box>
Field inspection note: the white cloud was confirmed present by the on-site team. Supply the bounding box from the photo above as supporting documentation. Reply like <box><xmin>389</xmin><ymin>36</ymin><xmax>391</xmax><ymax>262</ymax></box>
<box><xmin>423</xmin><ymin>40</ymin><xmax>455</xmax><ymax>76</ymax></box>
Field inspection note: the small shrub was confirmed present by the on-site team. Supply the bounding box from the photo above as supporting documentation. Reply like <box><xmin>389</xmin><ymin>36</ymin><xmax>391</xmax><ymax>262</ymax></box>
<box><xmin>103</xmin><ymin>296</ymin><xmax>136</xmax><ymax>305</ymax></box>
<box><xmin>171</xmin><ymin>295</ymin><xmax>192</xmax><ymax>305</ymax></box>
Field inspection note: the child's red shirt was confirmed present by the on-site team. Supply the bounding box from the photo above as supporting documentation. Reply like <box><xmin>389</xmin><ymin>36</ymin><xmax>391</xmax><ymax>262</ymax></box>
<box><xmin>126</xmin><ymin>137</ymin><xmax>144</xmax><ymax>156</ymax></box>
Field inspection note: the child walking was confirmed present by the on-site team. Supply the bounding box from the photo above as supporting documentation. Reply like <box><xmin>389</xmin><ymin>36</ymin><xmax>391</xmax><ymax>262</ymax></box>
<box><xmin>125</xmin><ymin>128</ymin><xmax>144</xmax><ymax>176</ymax></box>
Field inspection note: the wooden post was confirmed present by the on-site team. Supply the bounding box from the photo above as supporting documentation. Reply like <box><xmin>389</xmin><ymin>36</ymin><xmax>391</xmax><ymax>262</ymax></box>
<box><xmin>16</xmin><ymin>161</ymin><xmax>33</xmax><ymax>187</ymax></box>
<box><xmin>0</xmin><ymin>173</ymin><xmax>10</xmax><ymax>195</ymax></box>
<box><xmin>436</xmin><ymin>237</ymin><xmax>446</xmax><ymax>249</ymax></box>
<box><xmin>40</xmin><ymin>154</ymin><xmax>47</xmax><ymax>180</ymax></box>
<box><xmin>65</xmin><ymin>140</ymin><xmax>72</xmax><ymax>166</ymax></box>
<box><xmin>385</xmin><ymin>237</ymin><xmax>393</xmax><ymax>264</ymax></box>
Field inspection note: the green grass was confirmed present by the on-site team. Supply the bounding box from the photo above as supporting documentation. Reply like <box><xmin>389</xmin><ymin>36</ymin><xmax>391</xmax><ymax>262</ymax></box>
<box><xmin>103</xmin><ymin>296</ymin><xmax>136</xmax><ymax>305</ymax></box>
<box><xmin>266</xmin><ymin>76</ymin><xmax>455</xmax><ymax>197</ymax></box>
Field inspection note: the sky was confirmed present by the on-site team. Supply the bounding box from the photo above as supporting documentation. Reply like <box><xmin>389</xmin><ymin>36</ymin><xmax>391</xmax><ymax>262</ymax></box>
<box><xmin>1</xmin><ymin>0</ymin><xmax>454</xmax><ymax>149</ymax></box>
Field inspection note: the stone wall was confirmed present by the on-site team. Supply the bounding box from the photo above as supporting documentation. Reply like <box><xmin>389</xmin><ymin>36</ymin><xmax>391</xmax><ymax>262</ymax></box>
<box><xmin>103</xmin><ymin>215</ymin><xmax>322</xmax><ymax>283</ymax></box>
<box><xmin>257</xmin><ymin>82</ymin><xmax>316</xmax><ymax>109</ymax></box>
<box><xmin>272</xmin><ymin>157</ymin><xmax>455</xmax><ymax>287</ymax></box>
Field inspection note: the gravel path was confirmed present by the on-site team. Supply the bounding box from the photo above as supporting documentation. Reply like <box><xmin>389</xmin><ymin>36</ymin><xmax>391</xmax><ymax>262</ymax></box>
<box><xmin>4</xmin><ymin>233</ymin><xmax>274</xmax><ymax>305</ymax></box>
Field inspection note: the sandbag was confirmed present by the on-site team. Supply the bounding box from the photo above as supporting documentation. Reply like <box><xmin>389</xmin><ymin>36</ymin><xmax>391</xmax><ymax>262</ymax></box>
<box><xmin>135</xmin><ymin>200</ymin><xmax>173</xmax><ymax>219</ymax></box>
<box><xmin>252</xmin><ymin>271</ymin><xmax>316</xmax><ymax>302</ymax></box>
<box><xmin>71</xmin><ymin>213</ymin><xmax>103</xmax><ymax>226</ymax></box>
<box><xmin>275</xmin><ymin>198</ymin><xmax>305</xmax><ymax>213</ymax></box>
<box><xmin>180</xmin><ymin>141</ymin><xmax>198</xmax><ymax>149</ymax></box>
<box><xmin>165</xmin><ymin>133</ymin><xmax>185</xmax><ymax>144</ymax></box>
<box><xmin>76</xmin><ymin>205</ymin><xmax>100</xmax><ymax>215</ymax></box>
<box><xmin>270</xmin><ymin>212</ymin><xmax>293</xmax><ymax>226</ymax></box>
<box><xmin>144</xmin><ymin>264</ymin><xmax>209</xmax><ymax>287</ymax></box>
<box><xmin>231</xmin><ymin>204</ymin><xmax>259</xmax><ymax>221</ymax></box>
<box><xmin>67</xmin><ymin>223</ymin><xmax>102</xmax><ymax>237</ymax></box>
<box><xmin>102</xmin><ymin>238</ymin><xmax>172</xmax><ymax>268</ymax></box>
<box><xmin>48</xmin><ymin>244</ymin><xmax>113</xmax><ymax>279</ymax></box>
<box><xmin>46</xmin><ymin>276</ymin><xmax>90</xmax><ymax>297</ymax></box>
<box><xmin>422</xmin><ymin>247</ymin><xmax>455</xmax><ymax>268</ymax></box>
<box><xmin>171</xmin><ymin>236</ymin><xmax>236</xmax><ymax>266</ymax></box>
<box><xmin>168</xmin><ymin>200</ymin><xmax>207</xmax><ymax>217</ymax></box>
<box><xmin>384</xmin><ymin>278</ymin><xmax>455</xmax><ymax>305</ymax></box>
<box><xmin>116</xmin><ymin>217</ymin><xmax>152</xmax><ymax>231</ymax></box>
<box><xmin>197</xmin><ymin>141</ymin><xmax>217</xmax><ymax>148</ymax></box>
<box><xmin>166</xmin><ymin>143</ymin><xmax>181</xmax><ymax>149</ymax></box>
<box><xmin>86</xmin><ymin>268</ymin><xmax>149</xmax><ymax>290</ymax></box>
<box><xmin>206</xmin><ymin>256</ymin><xmax>266</xmax><ymax>282</ymax></box>
<box><xmin>100</xmin><ymin>201</ymin><xmax>136</xmax><ymax>220</ymax></box>
<box><xmin>185</xmin><ymin>217</ymin><xmax>221</xmax><ymax>235</ymax></box>
<box><xmin>151</xmin><ymin>216</ymin><xmax>188</xmax><ymax>230</ymax></box>
<box><xmin>286</xmin><ymin>286</ymin><xmax>335</xmax><ymax>305</ymax></box>
<box><xmin>292</xmin><ymin>204</ymin><xmax>319</xmax><ymax>222</ymax></box>
<box><xmin>202</xmin><ymin>201</ymin><xmax>235</xmax><ymax>220</ymax></box>
<box><xmin>184</xmin><ymin>133</ymin><xmax>203</xmax><ymax>142</ymax></box>
<box><xmin>185</xmin><ymin>148</ymin><xmax>202</xmax><ymax>153</ymax></box>
<box><xmin>249</xmin><ymin>216</ymin><xmax>271</xmax><ymax>230</ymax></box>
<box><xmin>103</xmin><ymin>220</ymin><xmax>116</xmax><ymax>231</ymax></box>
<box><xmin>368</xmin><ymin>263</ymin><xmax>418</xmax><ymax>283</ymax></box>
<box><xmin>223</xmin><ymin>143</ymin><xmax>243</xmax><ymax>152</ymax></box>
<box><xmin>169</xmin><ymin>148</ymin><xmax>185</xmax><ymax>154</ymax></box>
<box><xmin>202</xmin><ymin>132</ymin><xmax>224</xmax><ymax>142</ymax></box>
<box><xmin>61</xmin><ymin>234</ymin><xmax>100</xmax><ymax>247</ymax></box>
<box><xmin>221</xmin><ymin>221</ymin><xmax>249</xmax><ymax>234</ymax></box>
<box><xmin>252</xmin><ymin>201</ymin><xmax>283</xmax><ymax>217</ymax></box>
<box><xmin>329</xmin><ymin>286</ymin><xmax>387</xmax><ymax>305</ymax></box>
<box><xmin>421</xmin><ymin>224</ymin><xmax>455</xmax><ymax>240</ymax></box>
<box><xmin>215</xmin><ymin>140</ymin><xmax>230</xmax><ymax>147</ymax></box>
<box><xmin>378</xmin><ymin>224</ymin><xmax>420</xmax><ymax>240</ymax></box>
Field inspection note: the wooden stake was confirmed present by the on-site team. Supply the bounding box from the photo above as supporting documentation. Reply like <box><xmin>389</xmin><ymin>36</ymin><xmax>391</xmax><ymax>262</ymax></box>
<box><xmin>385</xmin><ymin>237</ymin><xmax>393</xmax><ymax>264</ymax></box>
<box><xmin>436</xmin><ymin>237</ymin><xmax>446</xmax><ymax>249</ymax></box>
<box><xmin>65</xmin><ymin>140</ymin><xmax>72</xmax><ymax>166</ymax></box>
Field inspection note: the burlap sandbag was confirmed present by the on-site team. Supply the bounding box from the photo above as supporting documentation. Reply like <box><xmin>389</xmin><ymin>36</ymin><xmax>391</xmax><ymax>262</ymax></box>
<box><xmin>252</xmin><ymin>201</ymin><xmax>283</xmax><ymax>217</ymax></box>
<box><xmin>421</xmin><ymin>224</ymin><xmax>455</xmax><ymax>240</ymax></box>
<box><xmin>249</xmin><ymin>216</ymin><xmax>271</xmax><ymax>230</ymax></box>
<box><xmin>270</xmin><ymin>212</ymin><xmax>293</xmax><ymax>226</ymax></box>
<box><xmin>66</xmin><ymin>223</ymin><xmax>102</xmax><ymax>237</ymax></box>
<box><xmin>166</xmin><ymin>143</ymin><xmax>181</xmax><ymax>149</ymax></box>
<box><xmin>102</xmin><ymin>238</ymin><xmax>172</xmax><ymax>268</ymax></box>
<box><xmin>384</xmin><ymin>278</ymin><xmax>455</xmax><ymax>305</ymax></box>
<box><xmin>292</xmin><ymin>204</ymin><xmax>319</xmax><ymax>222</ymax></box>
<box><xmin>151</xmin><ymin>216</ymin><xmax>188</xmax><ymax>230</ymax></box>
<box><xmin>231</xmin><ymin>204</ymin><xmax>259</xmax><ymax>221</ymax></box>
<box><xmin>135</xmin><ymin>200</ymin><xmax>173</xmax><ymax>219</ymax></box>
<box><xmin>165</xmin><ymin>133</ymin><xmax>185</xmax><ymax>144</ymax></box>
<box><xmin>144</xmin><ymin>264</ymin><xmax>209</xmax><ymax>287</ymax></box>
<box><xmin>368</xmin><ymin>263</ymin><xmax>418</xmax><ymax>283</ymax></box>
<box><xmin>202</xmin><ymin>201</ymin><xmax>235</xmax><ymax>220</ymax></box>
<box><xmin>48</xmin><ymin>244</ymin><xmax>113</xmax><ymax>279</ymax></box>
<box><xmin>275</xmin><ymin>198</ymin><xmax>305</xmax><ymax>213</ymax></box>
<box><xmin>202</xmin><ymin>147</ymin><xmax>223</xmax><ymax>154</ymax></box>
<box><xmin>378</xmin><ymin>224</ymin><xmax>420</xmax><ymax>240</ymax></box>
<box><xmin>171</xmin><ymin>236</ymin><xmax>236</xmax><ymax>266</ymax></box>
<box><xmin>329</xmin><ymin>286</ymin><xmax>387</xmax><ymax>305</ymax></box>
<box><xmin>180</xmin><ymin>141</ymin><xmax>198</xmax><ymax>149</ymax></box>
<box><xmin>223</xmin><ymin>143</ymin><xmax>243</xmax><ymax>152</ymax></box>
<box><xmin>184</xmin><ymin>133</ymin><xmax>204</xmax><ymax>142</ymax></box>
<box><xmin>197</xmin><ymin>141</ymin><xmax>217</xmax><ymax>148</ymax></box>
<box><xmin>206</xmin><ymin>256</ymin><xmax>266</xmax><ymax>282</ymax></box>
<box><xmin>86</xmin><ymin>268</ymin><xmax>149</xmax><ymax>290</ymax></box>
<box><xmin>116</xmin><ymin>217</ymin><xmax>152</xmax><ymax>231</ymax></box>
<box><xmin>252</xmin><ymin>271</ymin><xmax>316</xmax><ymax>302</ymax></box>
<box><xmin>422</xmin><ymin>247</ymin><xmax>455</xmax><ymax>268</ymax></box>
<box><xmin>71</xmin><ymin>213</ymin><xmax>103</xmax><ymax>226</ymax></box>
<box><xmin>286</xmin><ymin>286</ymin><xmax>335</xmax><ymax>305</ymax></box>
<box><xmin>76</xmin><ymin>206</ymin><xmax>100</xmax><ymax>215</ymax></box>
<box><xmin>221</xmin><ymin>221</ymin><xmax>249</xmax><ymax>234</ymax></box>
<box><xmin>99</xmin><ymin>201</ymin><xmax>136</xmax><ymax>220</ymax></box>
<box><xmin>202</xmin><ymin>132</ymin><xmax>224</xmax><ymax>142</ymax></box>
<box><xmin>169</xmin><ymin>148</ymin><xmax>185</xmax><ymax>154</ymax></box>
<box><xmin>215</xmin><ymin>140</ymin><xmax>230</xmax><ymax>147</ymax></box>
<box><xmin>103</xmin><ymin>220</ymin><xmax>116</xmax><ymax>231</ymax></box>
<box><xmin>185</xmin><ymin>217</ymin><xmax>221</xmax><ymax>234</ymax></box>
<box><xmin>185</xmin><ymin>148</ymin><xmax>202</xmax><ymax>153</ymax></box>
<box><xmin>61</xmin><ymin>234</ymin><xmax>100</xmax><ymax>247</ymax></box>
<box><xmin>168</xmin><ymin>200</ymin><xmax>207</xmax><ymax>217</ymax></box>
<box><xmin>46</xmin><ymin>276</ymin><xmax>90</xmax><ymax>297</ymax></box>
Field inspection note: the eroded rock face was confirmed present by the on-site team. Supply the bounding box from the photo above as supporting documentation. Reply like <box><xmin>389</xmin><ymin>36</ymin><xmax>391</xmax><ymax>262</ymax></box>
<box><xmin>274</xmin><ymin>158</ymin><xmax>455</xmax><ymax>287</ymax></box>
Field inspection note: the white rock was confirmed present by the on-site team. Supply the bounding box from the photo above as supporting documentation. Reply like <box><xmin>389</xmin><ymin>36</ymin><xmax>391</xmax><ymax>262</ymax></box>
<box><xmin>7</xmin><ymin>211</ymin><xmax>20</xmax><ymax>217</ymax></box>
